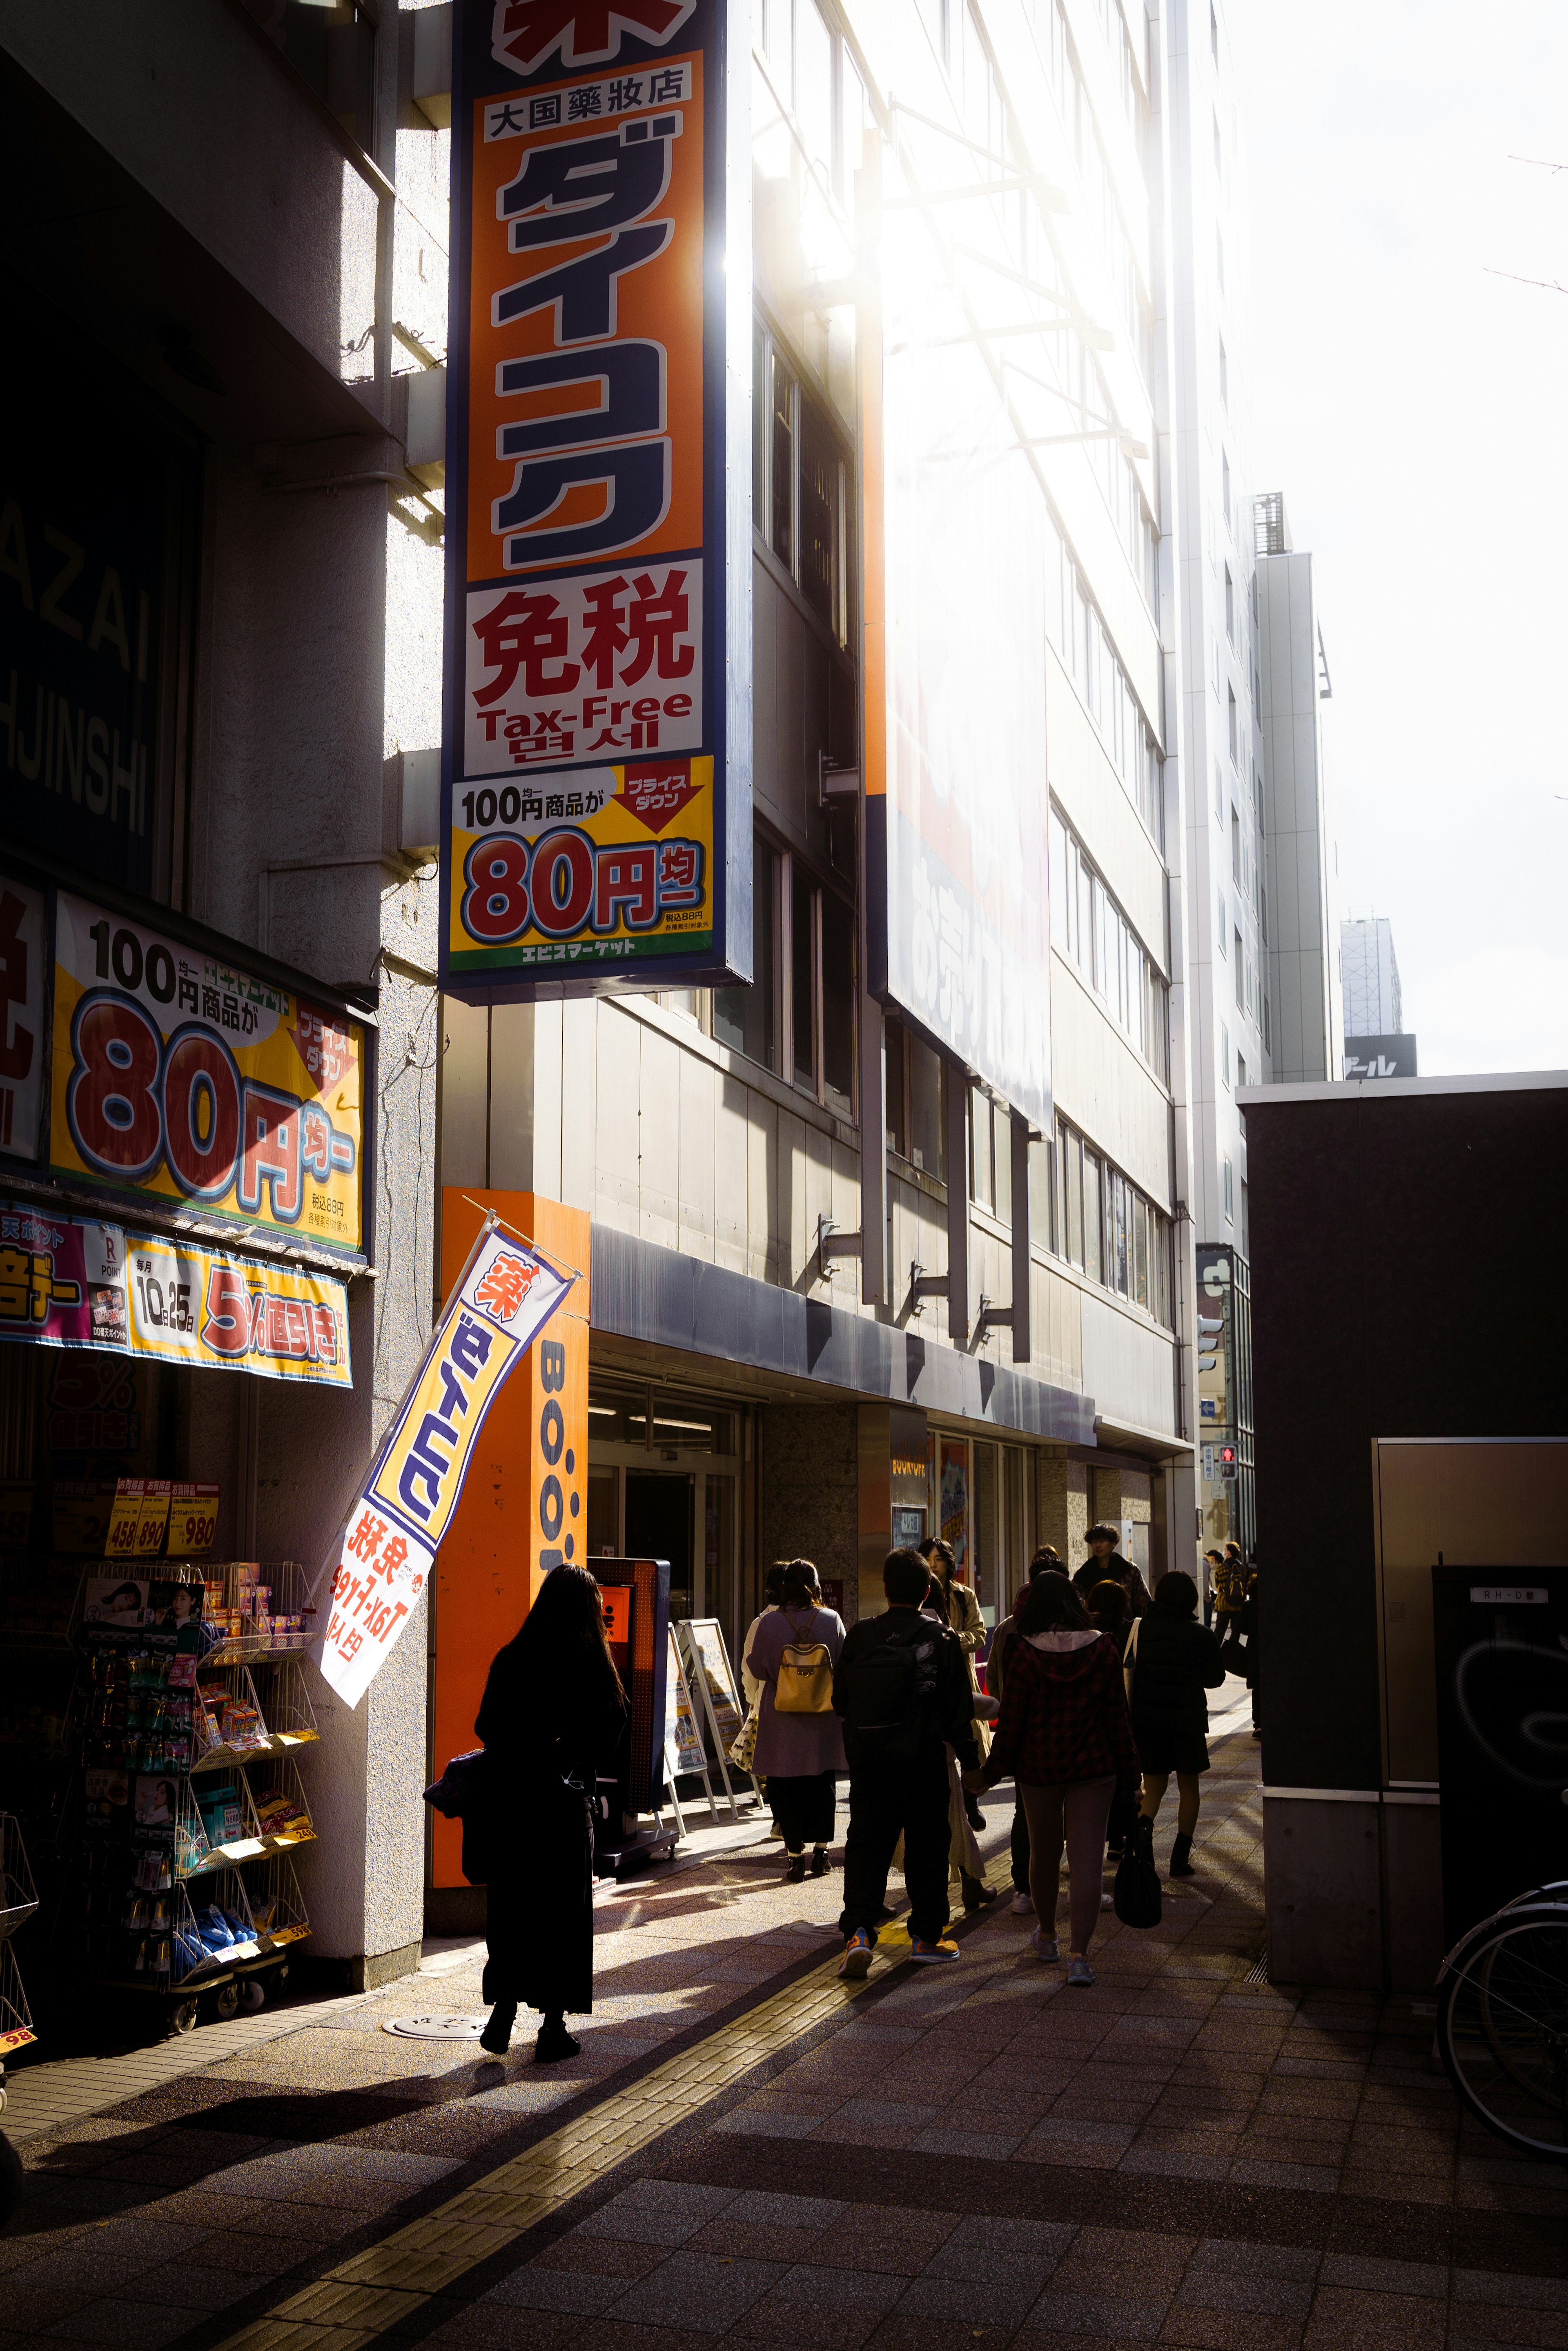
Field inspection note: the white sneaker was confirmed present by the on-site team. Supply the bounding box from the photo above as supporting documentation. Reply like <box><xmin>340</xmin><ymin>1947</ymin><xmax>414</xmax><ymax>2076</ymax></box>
<box><xmin>1010</xmin><ymin>1891</ymin><xmax>1034</xmax><ymax>1915</ymax></box>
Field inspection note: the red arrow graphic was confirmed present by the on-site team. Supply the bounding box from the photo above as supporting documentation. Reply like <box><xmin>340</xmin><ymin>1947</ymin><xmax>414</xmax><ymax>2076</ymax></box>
<box><xmin>493</xmin><ymin>0</ymin><xmax>695</xmax><ymax>72</ymax></box>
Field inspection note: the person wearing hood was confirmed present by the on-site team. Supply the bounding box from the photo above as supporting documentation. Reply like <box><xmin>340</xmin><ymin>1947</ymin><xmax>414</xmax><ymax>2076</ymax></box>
<box><xmin>965</xmin><ymin>1570</ymin><xmax>1139</xmax><ymax>1986</ymax></box>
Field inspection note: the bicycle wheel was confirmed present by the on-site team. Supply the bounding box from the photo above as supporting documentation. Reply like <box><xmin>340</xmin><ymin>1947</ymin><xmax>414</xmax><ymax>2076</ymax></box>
<box><xmin>1437</xmin><ymin>1903</ymin><xmax>1568</xmax><ymax>2159</ymax></box>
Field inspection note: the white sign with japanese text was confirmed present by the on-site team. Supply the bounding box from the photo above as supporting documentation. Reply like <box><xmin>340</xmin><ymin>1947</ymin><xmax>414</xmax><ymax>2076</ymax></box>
<box><xmin>316</xmin><ymin>1221</ymin><xmax>574</xmax><ymax>1708</ymax></box>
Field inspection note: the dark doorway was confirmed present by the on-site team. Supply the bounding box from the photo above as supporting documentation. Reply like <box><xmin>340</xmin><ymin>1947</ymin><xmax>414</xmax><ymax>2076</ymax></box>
<box><xmin>624</xmin><ymin>1473</ymin><xmax>695</xmax><ymax>1622</ymax></box>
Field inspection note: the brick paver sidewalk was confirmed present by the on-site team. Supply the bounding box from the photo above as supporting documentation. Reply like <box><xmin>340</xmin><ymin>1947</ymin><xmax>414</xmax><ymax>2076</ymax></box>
<box><xmin>2</xmin><ymin>1730</ymin><xmax>1564</xmax><ymax>2351</ymax></box>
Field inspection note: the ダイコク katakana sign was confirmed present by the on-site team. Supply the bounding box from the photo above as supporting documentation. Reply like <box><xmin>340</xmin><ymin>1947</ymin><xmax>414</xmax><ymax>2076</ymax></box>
<box><xmin>316</xmin><ymin>1220</ymin><xmax>574</xmax><ymax>1707</ymax></box>
<box><xmin>439</xmin><ymin>0</ymin><xmax>751</xmax><ymax>1001</ymax></box>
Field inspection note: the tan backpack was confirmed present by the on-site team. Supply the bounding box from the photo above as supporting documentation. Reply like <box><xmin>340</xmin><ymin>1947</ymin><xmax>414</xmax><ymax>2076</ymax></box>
<box><xmin>775</xmin><ymin>1610</ymin><xmax>835</xmax><ymax>1714</ymax></box>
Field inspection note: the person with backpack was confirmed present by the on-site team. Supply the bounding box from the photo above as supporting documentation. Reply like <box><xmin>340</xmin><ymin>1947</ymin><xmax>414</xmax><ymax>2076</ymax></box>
<box><xmin>833</xmin><ymin>1546</ymin><xmax>980</xmax><ymax>1975</ymax></box>
<box><xmin>746</xmin><ymin>1558</ymin><xmax>846</xmax><ymax>1882</ymax></box>
<box><xmin>736</xmin><ymin>1562</ymin><xmax>790</xmax><ymax>1838</ymax></box>
<box><xmin>1127</xmin><ymin>1569</ymin><xmax>1227</xmax><ymax>1876</ymax></box>
<box><xmin>965</xmin><ymin>1571</ymin><xmax>1139</xmax><ymax>1986</ymax></box>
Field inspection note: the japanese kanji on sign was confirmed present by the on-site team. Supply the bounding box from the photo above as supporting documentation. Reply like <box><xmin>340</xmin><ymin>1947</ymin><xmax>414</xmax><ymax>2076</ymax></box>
<box><xmin>439</xmin><ymin>0</ymin><xmax>751</xmax><ymax>1000</ymax></box>
<box><xmin>315</xmin><ymin>1218</ymin><xmax>575</xmax><ymax>1707</ymax></box>
<box><xmin>50</xmin><ymin>891</ymin><xmax>366</xmax><ymax>1260</ymax></box>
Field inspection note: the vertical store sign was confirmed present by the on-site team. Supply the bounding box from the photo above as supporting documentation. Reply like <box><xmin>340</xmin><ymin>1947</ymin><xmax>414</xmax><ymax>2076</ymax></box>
<box><xmin>441</xmin><ymin>0</ymin><xmax>750</xmax><ymax>999</ymax></box>
<box><xmin>316</xmin><ymin>1220</ymin><xmax>575</xmax><ymax>1707</ymax></box>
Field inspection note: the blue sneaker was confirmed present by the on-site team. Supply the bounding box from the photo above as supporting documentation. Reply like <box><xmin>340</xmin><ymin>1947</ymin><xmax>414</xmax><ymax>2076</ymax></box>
<box><xmin>837</xmin><ymin>1929</ymin><xmax>875</xmax><ymax>1979</ymax></box>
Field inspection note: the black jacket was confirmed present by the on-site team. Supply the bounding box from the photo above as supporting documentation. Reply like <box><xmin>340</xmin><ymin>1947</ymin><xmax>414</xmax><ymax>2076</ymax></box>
<box><xmin>1127</xmin><ymin>1610</ymin><xmax>1225</xmax><ymax>1737</ymax></box>
<box><xmin>1073</xmin><ymin>1554</ymin><xmax>1152</xmax><ymax>1616</ymax></box>
<box><xmin>832</xmin><ymin>1605</ymin><xmax>980</xmax><ymax>1771</ymax></box>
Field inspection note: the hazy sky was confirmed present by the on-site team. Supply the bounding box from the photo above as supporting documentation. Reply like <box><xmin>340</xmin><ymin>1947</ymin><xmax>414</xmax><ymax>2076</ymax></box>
<box><xmin>1234</xmin><ymin>2</ymin><xmax>1568</xmax><ymax>1075</ymax></box>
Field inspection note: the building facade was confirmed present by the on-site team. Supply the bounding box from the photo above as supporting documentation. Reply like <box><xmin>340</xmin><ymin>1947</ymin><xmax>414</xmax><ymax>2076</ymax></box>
<box><xmin>0</xmin><ymin>0</ymin><xmax>445</xmax><ymax>1993</ymax></box>
<box><xmin>427</xmin><ymin>0</ymin><xmax>1200</xmax><ymax>1908</ymax></box>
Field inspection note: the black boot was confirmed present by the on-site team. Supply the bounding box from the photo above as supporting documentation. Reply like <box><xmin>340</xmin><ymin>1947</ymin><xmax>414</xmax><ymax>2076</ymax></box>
<box><xmin>961</xmin><ymin>1870</ymin><xmax>996</xmax><ymax>1912</ymax></box>
<box><xmin>479</xmin><ymin>1999</ymin><xmax>516</xmax><ymax>2055</ymax></box>
<box><xmin>964</xmin><ymin>1795</ymin><xmax>985</xmax><ymax>1832</ymax></box>
<box><xmin>809</xmin><ymin>1846</ymin><xmax>831</xmax><ymax>1877</ymax></box>
<box><xmin>786</xmin><ymin>1851</ymin><xmax>806</xmax><ymax>1884</ymax></box>
<box><xmin>536</xmin><ymin>2013</ymin><xmax>580</xmax><ymax>2063</ymax></box>
<box><xmin>1169</xmin><ymin>1833</ymin><xmax>1196</xmax><ymax>1879</ymax></box>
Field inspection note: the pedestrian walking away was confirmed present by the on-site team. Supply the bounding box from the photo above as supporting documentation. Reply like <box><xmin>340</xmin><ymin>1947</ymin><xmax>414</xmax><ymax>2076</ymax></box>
<box><xmin>922</xmin><ymin>1537</ymin><xmax>990</xmax><ymax>1833</ymax></box>
<box><xmin>1085</xmin><ymin>1578</ymin><xmax>1138</xmax><ymax>1858</ymax></box>
<box><xmin>469</xmin><ymin>1564</ymin><xmax>628</xmax><ymax>2062</ymax></box>
<box><xmin>833</xmin><ymin>1546</ymin><xmax>980</xmax><ymax>1973</ymax></box>
<box><xmin>989</xmin><ymin>1549</ymin><xmax>1070</xmax><ymax>1915</ymax></box>
<box><xmin>735</xmin><ymin>1561</ymin><xmax>789</xmax><ymax>1834</ymax></box>
<box><xmin>1127</xmin><ymin>1569</ymin><xmax>1227</xmax><ymax>1877</ymax></box>
<box><xmin>968</xmin><ymin>1570</ymin><xmax>1139</xmax><ymax>1985</ymax></box>
<box><xmin>1071</xmin><ymin>1523</ymin><xmax>1153</xmax><ymax>1616</ymax></box>
<box><xmin>746</xmin><ymin>1559</ymin><xmax>846</xmax><ymax>1880</ymax></box>
<box><xmin>1214</xmin><ymin>1545</ymin><xmax>1261</xmax><ymax>1732</ymax></box>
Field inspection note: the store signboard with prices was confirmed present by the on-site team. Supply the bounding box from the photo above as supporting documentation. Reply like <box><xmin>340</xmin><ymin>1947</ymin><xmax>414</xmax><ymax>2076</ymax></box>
<box><xmin>168</xmin><ymin>1483</ymin><xmax>219</xmax><ymax>1555</ymax></box>
<box><xmin>0</xmin><ymin>1200</ymin><xmax>352</xmax><ymax>1388</ymax></box>
<box><xmin>0</xmin><ymin>872</ymin><xmax>46</xmax><ymax>1163</ymax></box>
<box><xmin>439</xmin><ymin>0</ymin><xmax>750</xmax><ymax>1001</ymax></box>
<box><xmin>50</xmin><ymin>891</ymin><xmax>365</xmax><ymax>1259</ymax></box>
<box><xmin>317</xmin><ymin>1222</ymin><xmax>576</xmax><ymax>1706</ymax></box>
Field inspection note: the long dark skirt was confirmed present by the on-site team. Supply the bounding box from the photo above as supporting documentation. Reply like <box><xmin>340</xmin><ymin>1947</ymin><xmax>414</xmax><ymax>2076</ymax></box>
<box><xmin>482</xmin><ymin>1781</ymin><xmax>595</xmax><ymax>2015</ymax></box>
<box><xmin>769</xmin><ymin>1770</ymin><xmax>837</xmax><ymax>1850</ymax></box>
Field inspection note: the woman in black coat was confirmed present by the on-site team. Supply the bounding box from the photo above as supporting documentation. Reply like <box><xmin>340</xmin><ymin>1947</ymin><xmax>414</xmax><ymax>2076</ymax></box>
<box><xmin>1127</xmin><ymin>1570</ymin><xmax>1225</xmax><ymax>1879</ymax></box>
<box><xmin>472</xmin><ymin>1565</ymin><xmax>626</xmax><ymax>2060</ymax></box>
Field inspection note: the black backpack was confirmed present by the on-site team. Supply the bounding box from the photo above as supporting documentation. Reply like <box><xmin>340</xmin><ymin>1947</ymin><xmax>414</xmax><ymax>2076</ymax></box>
<box><xmin>840</xmin><ymin>1621</ymin><xmax>940</xmax><ymax>1765</ymax></box>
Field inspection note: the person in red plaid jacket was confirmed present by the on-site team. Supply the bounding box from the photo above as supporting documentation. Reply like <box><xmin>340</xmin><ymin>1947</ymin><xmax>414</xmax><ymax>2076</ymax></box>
<box><xmin>965</xmin><ymin>1572</ymin><xmax>1139</xmax><ymax>1986</ymax></box>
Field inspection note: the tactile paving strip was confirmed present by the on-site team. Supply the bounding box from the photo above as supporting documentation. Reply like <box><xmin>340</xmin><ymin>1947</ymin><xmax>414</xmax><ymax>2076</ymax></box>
<box><xmin>216</xmin><ymin>1851</ymin><xmax>1014</xmax><ymax>2351</ymax></box>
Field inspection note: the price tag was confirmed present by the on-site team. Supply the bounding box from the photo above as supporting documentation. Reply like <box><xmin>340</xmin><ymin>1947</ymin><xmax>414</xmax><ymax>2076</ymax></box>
<box><xmin>167</xmin><ymin>1483</ymin><xmax>220</xmax><ymax>1556</ymax></box>
<box><xmin>104</xmin><ymin>1481</ymin><xmax>148</xmax><ymax>1559</ymax></box>
<box><xmin>135</xmin><ymin>1481</ymin><xmax>173</xmax><ymax>1556</ymax></box>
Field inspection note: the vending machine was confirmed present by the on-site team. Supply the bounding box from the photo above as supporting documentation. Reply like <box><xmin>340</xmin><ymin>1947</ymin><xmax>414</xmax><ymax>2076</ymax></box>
<box><xmin>1430</xmin><ymin>1565</ymin><xmax>1568</xmax><ymax>1945</ymax></box>
<box><xmin>592</xmin><ymin>1557</ymin><xmax>678</xmax><ymax>1879</ymax></box>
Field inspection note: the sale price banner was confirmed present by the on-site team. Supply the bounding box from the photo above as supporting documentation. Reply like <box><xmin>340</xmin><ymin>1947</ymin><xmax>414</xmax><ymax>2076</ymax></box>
<box><xmin>316</xmin><ymin>1219</ymin><xmax>575</xmax><ymax>1708</ymax></box>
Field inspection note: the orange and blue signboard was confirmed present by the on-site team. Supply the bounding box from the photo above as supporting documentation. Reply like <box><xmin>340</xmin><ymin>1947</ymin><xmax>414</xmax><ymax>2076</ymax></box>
<box><xmin>441</xmin><ymin>0</ymin><xmax>750</xmax><ymax>999</ymax></box>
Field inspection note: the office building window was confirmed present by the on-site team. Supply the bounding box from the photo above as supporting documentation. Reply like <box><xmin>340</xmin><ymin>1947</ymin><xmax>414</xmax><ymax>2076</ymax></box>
<box><xmin>1083</xmin><ymin>1146</ymin><xmax>1102</xmax><ymax>1282</ymax></box>
<box><xmin>1225</xmin><ymin>566</ymin><xmax>1234</xmax><ymax>644</ymax></box>
<box><xmin>713</xmin><ymin>832</ymin><xmax>778</xmax><ymax>1069</ymax></box>
<box><xmin>820</xmin><ymin>888</ymin><xmax>855</xmax><ymax>1116</ymax></box>
<box><xmin>1231</xmin><ymin>806</ymin><xmax>1242</xmax><ymax>882</ymax></box>
<box><xmin>1217</xmin><ymin>897</ymin><xmax>1226</xmax><ymax>952</ymax></box>
<box><xmin>1215</xmin><ymin>759</ymin><xmax>1225</xmax><ymax>826</ymax></box>
<box><xmin>969</xmin><ymin>1085</ymin><xmax>994</xmax><ymax>1210</ymax></box>
<box><xmin>1219</xmin><ymin>1024</ymin><xmax>1231</xmax><ymax>1089</ymax></box>
<box><xmin>754</xmin><ymin>318</ymin><xmax>853</xmax><ymax>650</ymax></box>
<box><xmin>1047</xmin><ymin>1117</ymin><xmax>1172</xmax><ymax>1327</ymax></box>
<box><xmin>1048</xmin><ymin>806</ymin><xmax>1169</xmax><ymax>1082</ymax></box>
<box><xmin>791</xmin><ymin>865</ymin><xmax>815</xmax><ymax>1089</ymax></box>
<box><xmin>1227</xmin><ymin>685</ymin><xmax>1238</xmax><ymax>764</ymax></box>
<box><xmin>884</xmin><ymin>1013</ymin><xmax>907</xmax><ymax>1154</ymax></box>
<box><xmin>1233</xmin><ymin>928</ymin><xmax>1244</xmax><ymax>1006</ymax></box>
<box><xmin>1223</xmin><ymin>1156</ymin><xmax>1234</xmax><ymax>1223</ymax></box>
<box><xmin>908</xmin><ymin>1026</ymin><xmax>944</xmax><ymax>1176</ymax></box>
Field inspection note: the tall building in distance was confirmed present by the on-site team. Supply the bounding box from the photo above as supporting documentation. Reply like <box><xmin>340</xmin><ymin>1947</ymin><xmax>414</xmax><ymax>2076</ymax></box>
<box><xmin>1255</xmin><ymin>492</ymin><xmax>1343</xmax><ymax>1085</ymax></box>
<box><xmin>1342</xmin><ymin>915</ymin><xmax>1404</xmax><ymax>1035</ymax></box>
<box><xmin>1340</xmin><ymin>916</ymin><xmax>1417</xmax><ymax>1078</ymax></box>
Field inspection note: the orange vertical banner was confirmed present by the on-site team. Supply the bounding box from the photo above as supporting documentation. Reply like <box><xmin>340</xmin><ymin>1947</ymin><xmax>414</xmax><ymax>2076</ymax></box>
<box><xmin>431</xmin><ymin>1189</ymin><xmax>591</xmax><ymax>1888</ymax></box>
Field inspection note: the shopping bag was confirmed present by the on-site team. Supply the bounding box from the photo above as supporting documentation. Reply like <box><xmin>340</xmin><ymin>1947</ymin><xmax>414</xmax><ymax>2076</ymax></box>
<box><xmin>730</xmin><ymin>1704</ymin><xmax>760</xmax><ymax>1770</ymax></box>
<box><xmin>1113</xmin><ymin>1812</ymin><xmax>1163</xmax><ymax>1929</ymax></box>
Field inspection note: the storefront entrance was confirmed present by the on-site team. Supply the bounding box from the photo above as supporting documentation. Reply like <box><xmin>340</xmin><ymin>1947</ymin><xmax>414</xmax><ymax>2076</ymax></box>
<box><xmin>586</xmin><ymin>1378</ymin><xmax>744</xmax><ymax>1664</ymax></box>
<box><xmin>625</xmin><ymin>1472</ymin><xmax>694</xmax><ymax>1622</ymax></box>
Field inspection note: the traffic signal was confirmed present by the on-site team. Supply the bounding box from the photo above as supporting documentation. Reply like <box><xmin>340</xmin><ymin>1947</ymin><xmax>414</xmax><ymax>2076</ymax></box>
<box><xmin>1219</xmin><ymin>1443</ymin><xmax>1237</xmax><ymax>1481</ymax></box>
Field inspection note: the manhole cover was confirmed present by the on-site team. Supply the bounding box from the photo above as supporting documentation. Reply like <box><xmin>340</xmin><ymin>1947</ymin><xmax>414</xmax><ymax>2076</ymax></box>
<box><xmin>381</xmin><ymin>2014</ymin><xmax>488</xmax><ymax>2039</ymax></box>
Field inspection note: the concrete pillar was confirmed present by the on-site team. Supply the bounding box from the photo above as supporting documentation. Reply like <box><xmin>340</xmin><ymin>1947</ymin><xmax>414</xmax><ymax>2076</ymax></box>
<box><xmin>760</xmin><ymin>1401</ymin><xmax>859</xmax><ymax>1620</ymax></box>
<box><xmin>1091</xmin><ymin>1467</ymin><xmax>1121</xmax><ymax>1532</ymax></box>
<box><xmin>1036</xmin><ymin>1455</ymin><xmax>1088</xmax><ymax>1563</ymax></box>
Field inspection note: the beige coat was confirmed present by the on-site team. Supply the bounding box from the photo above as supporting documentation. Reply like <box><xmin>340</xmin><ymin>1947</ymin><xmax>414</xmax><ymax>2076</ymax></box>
<box><xmin>943</xmin><ymin>1577</ymin><xmax>991</xmax><ymax>1761</ymax></box>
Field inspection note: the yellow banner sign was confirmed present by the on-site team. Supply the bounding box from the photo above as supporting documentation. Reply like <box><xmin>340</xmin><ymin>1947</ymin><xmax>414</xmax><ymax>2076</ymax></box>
<box><xmin>51</xmin><ymin>891</ymin><xmax>364</xmax><ymax>1258</ymax></box>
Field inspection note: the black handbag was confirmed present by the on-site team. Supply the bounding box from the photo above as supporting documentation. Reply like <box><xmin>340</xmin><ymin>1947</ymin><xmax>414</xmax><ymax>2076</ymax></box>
<box><xmin>1113</xmin><ymin>1811</ymin><xmax>1163</xmax><ymax>1929</ymax></box>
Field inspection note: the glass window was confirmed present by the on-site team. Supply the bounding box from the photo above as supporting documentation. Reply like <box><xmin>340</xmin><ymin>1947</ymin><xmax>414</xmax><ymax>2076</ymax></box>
<box><xmin>791</xmin><ymin>864</ymin><xmax>815</xmax><ymax>1088</ymax></box>
<box><xmin>1234</xmin><ymin>929</ymin><xmax>1245</xmax><ymax>1006</ymax></box>
<box><xmin>713</xmin><ymin>833</ymin><xmax>776</xmax><ymax>1068</ymax></box>
<box><xmin>771</xmin><ymin>353</ymin><xmax>795</xmax><ymax>572</ymax></box>
<box><xmin>1049</xmin><ymin>810</ymin><xmax>1069</xmax><ymax>950</ymax></box>
<box><xmin>1083</xmin><ymin>1149</ymin><xmax>1102</xmax><ymax>1284</ymax></box>
<box><xmin>1029</xmin><ymin>1134</ymin><xmax>1054</xmax><ymax>1253</ymax></box>
<box><xmin>752</xmin><ymin>316</ymin><xmax>768</xmax><ymax>532</ymax></box>
<box><xmin>885</xmin><ymin>1015</ymin><xmax>907</xmax><ymax>1154</ymax></box>
<box><xmin>796</xmin><ymin>0</ymin><xmax>834</xmax><ymax>183</ymax></box>
<box><xmin>820</xmin><ymin>888</ymin><xmax>855</xmax><ymax>1115</ymax></box>
<box><xmin>909</xmin><ymin>1029</ymin><xmax>944</xmax><ymax>1176</ymax></box>
<box><xmin>1219</xmin><ymin>1024</ymin><xmax>1230</xmax><ymax>1089</ymax></box>
<box><xmin>1134</xmin><ymin>1196</ymin><xmax>1149</xmax><ymax>1308</ymax></box>
<box><xmin>1063</xmin><ymin>1129</ymin><xmax>1083</xmax><ymax>1268</ymax></box>
<box><xmin>798</xmin><ymin>399</ymin><xmax>839</xmax><ymax>633</ymax></box>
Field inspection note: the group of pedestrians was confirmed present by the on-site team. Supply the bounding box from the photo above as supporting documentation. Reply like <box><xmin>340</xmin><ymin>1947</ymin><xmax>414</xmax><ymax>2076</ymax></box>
<box><xmin>454</xmin><ymin>1529</ymin><xmax>1237</xmax><ymax>2064</ymax></box>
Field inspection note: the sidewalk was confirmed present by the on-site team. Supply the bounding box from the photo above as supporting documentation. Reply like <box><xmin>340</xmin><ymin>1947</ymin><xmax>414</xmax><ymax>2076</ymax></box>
<box><xmin>4</xmin><ymin>1723</ymin><xmax>1564</xmax><ymax>2351</ymax></box>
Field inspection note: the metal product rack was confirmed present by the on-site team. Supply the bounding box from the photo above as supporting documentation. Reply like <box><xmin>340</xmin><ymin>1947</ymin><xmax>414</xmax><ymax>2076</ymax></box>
<box><xmin>0</xmin><ymin>1814</ymin><xmax>39</xmax><ymax>2106</ymax></box>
